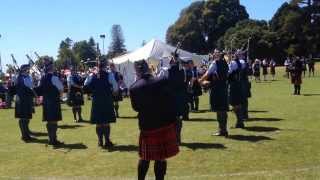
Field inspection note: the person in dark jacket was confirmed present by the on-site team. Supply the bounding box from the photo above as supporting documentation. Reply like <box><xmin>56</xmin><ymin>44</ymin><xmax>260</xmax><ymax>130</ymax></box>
<box><xmin>199</xmin><ymin>50</ymin><xmax>229</xmax><ymax>137</ymax></box>
<box><xmin>15</xmin><ymin>64</ymin><xmax>36</xmax><ymax>142</ymax></box>
<box><xmin>109</xmin><ymin>63</ymin><xmax>123</xmax><ymax>118</ymax></box>
<box><xmin>130</xmin><ymin>60</ymin><xmax>179</xmax><ymax>180</ymax></box>
<box><xmin>189</xmin><ymin>60</ymin><xmax>202</xmax><ymax>111</ymax></box>
<box><xmin>67</xmin><ymin>67</ymin><xmax>84</xmax><ymax>122</ymax></box>
<box><xmin>84</xmin><ymin>60</ymin><xmax>118</xmax><ymax>149</ymax></box>
<box><xmin>35</xmin><ymin>60</ymin><xmax>64</xmax><ymax>146</ymax></box>
<box><xmin>291</xmin><ymin>57</ymin><xmax>303</xmax><ymax>95</ymax></box>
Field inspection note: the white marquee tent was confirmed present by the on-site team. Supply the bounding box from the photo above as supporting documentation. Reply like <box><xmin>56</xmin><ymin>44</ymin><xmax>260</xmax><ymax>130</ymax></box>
<box><xmin>112</xmin><ymin>39</ymin><xmax>206</xmax><ymax>86</ymax></box>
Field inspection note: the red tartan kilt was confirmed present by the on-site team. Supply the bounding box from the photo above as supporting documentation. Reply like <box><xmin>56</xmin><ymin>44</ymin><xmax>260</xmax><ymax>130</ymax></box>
<box><xmin>139</xmin><ymin>123</ymin><xmax>179</xmax><ymax>161</ymax></box>
<box><xmin>291</xmin><ymin>74</ymin><xmax>302</xmax><ymax>85</ymax></box>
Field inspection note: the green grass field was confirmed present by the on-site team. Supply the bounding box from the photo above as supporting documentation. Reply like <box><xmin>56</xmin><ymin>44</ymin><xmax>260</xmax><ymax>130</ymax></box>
<box><xmin>1</xmin><ymin>67</ymin><xmax>320</xmax><ymax>180</ymax></box>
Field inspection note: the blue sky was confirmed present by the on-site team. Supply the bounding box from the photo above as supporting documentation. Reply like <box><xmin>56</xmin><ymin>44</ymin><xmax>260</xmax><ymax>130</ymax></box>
<box><xmin>0</xmin><ymin>0</ymin><xmax>288</xmax><ymax>68</ymax></box>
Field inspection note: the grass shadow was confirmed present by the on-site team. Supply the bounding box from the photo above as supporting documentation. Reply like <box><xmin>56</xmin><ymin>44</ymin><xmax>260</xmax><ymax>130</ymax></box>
<box><xmin>192</xmin><ymin>109</ymin><xmax>211</xmax><ymax>113</ymax></box>
<box><xmin>184</xmin><ymin>118</ymin><xmax>216</xmax><ymax>122</ymax></box>
<box><xmin>29</xmin><ymin>138</ymin><xmax>49</xmax><ymax>144</ymax></box>
<box><xmin>108</xmin><ymin>145</ymin><xmax>138</xmax><ymax>152</ymax></box>
<box><xmin>78</xmin><ymin>120</ymin><xmax>91</xmax><ymax>124</ymax></box>
<box><xmin>30</xmin><ymin>131</ymin><xmax>48</xmax><ymax>137</ymax></box>
<box><xmin>248</xmin><ymin>110</ymin><xmax>269</xmax><ymax>113</ymax></box>
<box><xmin>54</xmin><ymin>143</ymin><xmax>88</xmax><ymax>150</ymax></box>
<box><xmin>244</xmin><ymin>126</ymin><xmax>281</xmax><ymax>132</ymax></box>
<box><xmin>228</xmin><ymin>135</ymin><xmax>273</xmax><ymax>142</ymax></box>
<box><xmin>246</xmin><ymin>117</ymin><xmax>284</xmax><ymax>122</ymax></box>
<box><xmin>303</xmin><ymin>94</ymin><xmax>320</xmax><ymax>96</ymax></box>
<box><xmin>181</xmin><ymin>142</ymin><xmax>226</xmax><ymax>150</ymax></box>
<box><xmin>58</xmin><ymin>125</ymin><xmax>84</xmax><ymax>129</ymax></box>
<box><xmin>120</xmin><ymin>116</ymin><xmax>137</xmax><ymax>119</ymax></box>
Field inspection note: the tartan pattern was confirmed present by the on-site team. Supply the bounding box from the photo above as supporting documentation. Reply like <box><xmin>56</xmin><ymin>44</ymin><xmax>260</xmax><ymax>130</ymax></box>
<box><xmin>139</xmin><ymin>123</ymin><xmax>179</xmax><ymax>161</ymax></box>
<box><xmin>291</xmin><ymin>73</ymin><xmax>302</xmax><ymax>85</ymax></box>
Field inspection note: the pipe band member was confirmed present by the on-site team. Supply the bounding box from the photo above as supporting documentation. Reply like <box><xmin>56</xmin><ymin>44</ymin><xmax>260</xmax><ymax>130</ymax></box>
<box><xmin>84</xmin><ymin>60</ymin><xmax>118</xmax><ymax>149</ymax></box>
<box><xmin>200</xmin><ymin>50</ymin><xmax>229</xmax><ymax>137</ymax></box>
<box><xmin>15</xmin><ymin>64</ymin><xmax>35</xmax><ymax>142</ymax></box>
<box><xmin>130</xmin><ymin>59</ymin><xmax>179</xmax><ymax>180</ymax></box>
<box><xmin>109</xmin><ymin>63</ymin><xmax>123</xmax><ymax>118</ymax></box>
<box><xmin>67</xmin><ymin>67</ymin><xmax>84</xmax><ymax>122</ymax></box>
<box><xmin>35</xmin><ymin>60</ymin><xmax>64</xmax><ymax>146</ymax></box>
<box><xmin>228</xmin><ymin>54</ymin><xmax>246</xmax><ymax>129</ymax></box>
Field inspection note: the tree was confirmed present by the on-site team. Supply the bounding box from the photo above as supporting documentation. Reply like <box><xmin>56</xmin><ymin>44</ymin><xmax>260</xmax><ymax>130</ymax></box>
<box><xmin>73</xmin><ymin>39</ymin><xmax>97</xmax><ymax>64</ymax></box>
<box><xmin>56</xmin><ymin>38</ymin><xmax>77</xmax><ymax>69</ymax></box>
<box><xmin>107</xmin><ymin>24</ymin><xmax>127</xmax><ymax>58</ymax></box>
<box><xmin>219</xmin><ymin>19</ymin><xmax>278</xmax><ymax>61</ymax></box>
<box><xmin>166</xmin><ymin>0</ymin><xmax>249</xmax><ymax>54</ymax></box>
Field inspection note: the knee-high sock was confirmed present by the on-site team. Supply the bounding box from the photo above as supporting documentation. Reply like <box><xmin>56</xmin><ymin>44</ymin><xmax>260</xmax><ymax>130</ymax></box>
<box><xmin>77</xmin><ymin>107</ymin><xmax>82</xmax><ymax>120</ymax></box>
<box><xmin>19</xmin><ymin>119</ymin><xmax>27</xmax><ymax>138</ymax></box>
<box><xmin>217</xmin><ymin>111</ymin><xmax>227</xmax><ymax>133</ymax></box>
<box><xmin>52</xmin><ymin>123</ymin><xmax>58</xmax><ymax>141</ymax></box>
<box><xmin>242</xmin><ymin>99</ymin><xmax>249</xmax><ymax>120</ymax></box>
<box><xmin>235</xmin><ymin>108</ymin><xmax>243</xmax><ymax>125</ymax></box>
<box><xmin>103</xmin><ymin>125</ymin><xmax>111</xmax><ymax>143</ymax></box>
<box><xmin>138</xmin><ymin>160</ymin><xmax>150</xmax><ymax>180</ymax></box>
<box><xmin>46</xmin><ymin>123</ymin><xmax>53</xmax><ymax>142</ymax></box>
<box><xmin>26</xmin><ymin>119</ymin><xmax>31</xmax><ymax>134</ymax></box>
<box><xmin>96</xmin><ymin>126</ymin><xmax>103</xmax><ymax>145</ymax></box>
<box><xmin>194</xmin><ymin>96</ymin><xmax>199</xmax><ymax>110</ymax></box>
<box><xmin>297</xmin><ymin>85</ymin><xmax>301</xmax><ymax>94</ymax></box>
<box><xmin>154</xmin><ymin>161</ymin><xmax>167</xmax><ymax>180</ymax></box>
<box><xmin>176</xmin><ymin>119</ymin><xmax>182</xmax><ymax>144</ymax></box>
<box><xmin>72</xmin><ymin>107</ymin><xmax>77</xmax><ymax>120</ymax></box>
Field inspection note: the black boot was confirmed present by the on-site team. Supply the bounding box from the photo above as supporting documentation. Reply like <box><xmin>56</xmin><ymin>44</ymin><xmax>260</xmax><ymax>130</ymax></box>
<box><xmin>103</xmin><ymin>125</ymin><xmax>113</xmax><ymax>148</ymax></box>
<box><xmin>96</xmin><ymin>126</ymin><xmax>103</xmax><ymax>147</ymax></box>
<box><xmin>154</xmin><ymin>161</ymin><xmax>167</xmax><ymax>180</ymax></box>
<box><xmin>138</xmin><ymin>160</ymin><xmax>150</xmax><ymax>180</ymax></box>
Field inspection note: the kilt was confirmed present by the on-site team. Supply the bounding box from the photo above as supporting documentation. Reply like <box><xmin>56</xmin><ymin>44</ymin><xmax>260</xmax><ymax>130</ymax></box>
<box><xmin>139</xmin><ymin>123</ymin><xmax>179</xmax><ymax>161</ymax></box>
<box><xmin>291</xmin><ymin>73</ymin><xmax>302</xmax><ymax>85</ymax></box>
<box><xmin>262</xmin><ymin>67</ymin><xmax>268</xmax><ymax>75</ymax></box>
<box><xmin>270</xmin><ymin>67</ymin><xmax>276</xmax><ymax>75</ymax></box>
<box><xmin>210</xmin><ymin>82</ymin><xmax>229</xmax><ymax>112</ymax></box>
<box><xmin>229</xmin><ymin>81</ymin><xmax>245</xmax><ymax>106</ymax></box>
<box><xmin>253</xmin><ymin>71</ymin><xmax>260</xmax><ymax>77</ymax></box>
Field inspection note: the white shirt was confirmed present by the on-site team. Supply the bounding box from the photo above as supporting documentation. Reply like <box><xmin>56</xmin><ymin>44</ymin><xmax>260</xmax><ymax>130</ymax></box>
<box><xmin>207</xmin><ymin>61</ymin><xmax>218</xmax><ymax>76</ymax></box>
<box><xmin>51</xmin><ymin>75</ymin><xmax>64</xmax><ymax>92</ymax></box>
<box><xmin>228</xmin><ymin>60</ymin><xmax>246</xmax><ymax>74</ymax></box>
<box><xmin>23</xmin><ymin>75</ymin><xmax>33</xmax><ymax>89</ymax></box>
<box><xmin>157</xmin><ymin>67</ymin><xmax>169</xmax><ymax>79</ymax></box>
<box><xmin>67</xmin><ymin>74</ymin><xmax>75</xmax><ymax>88</ymax></box>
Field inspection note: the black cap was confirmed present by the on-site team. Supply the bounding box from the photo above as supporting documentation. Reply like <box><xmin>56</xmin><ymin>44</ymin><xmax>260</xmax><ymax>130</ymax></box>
<box><xmin>134</xmin><ymin>59</ymin><xmax>149</xmax><ymax>75</ymax></box>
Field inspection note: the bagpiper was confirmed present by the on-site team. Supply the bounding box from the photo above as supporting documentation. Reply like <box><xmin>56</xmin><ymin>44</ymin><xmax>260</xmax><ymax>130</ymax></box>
<box><xmin>228</xmin><ymin>53</ymin><xmax>246</xmax><ymax>128</ymax></box>
<box><xmin>291</xmin><ymin>57</ymin><xmax>303</xmax><ymax>95</ymax></box>
<box><xmin>84</xmin><ymin>60</ymin><xmax>118</xmax><ymax>148</ymax></box>
<box><xmin>109</xmin><ymin>63</ymin><xmax>123</xmax><ymax>118</ymax></box>
<box><xmin>67</xmin><ymin>66</ymin><xmax>84</xmax><ymax>123</ymax></box>
<box><xmin>199</xmin><ymin>49</ymin><xmax>229</xmax><ymax>136</ymax></box>
<box><xmin>15</xmin><ymin>64</ymin><xmax>36</xmax><ymax>142</ymax></box>
<box><xmin>129</xmin><ymin>59</ymin><xmax>179</xmax><ymax>180</ymax></box>
<box><xmin>35</xmin><ymin>59</ymin><xmax>64</xmax><ymax>146</ymax></box>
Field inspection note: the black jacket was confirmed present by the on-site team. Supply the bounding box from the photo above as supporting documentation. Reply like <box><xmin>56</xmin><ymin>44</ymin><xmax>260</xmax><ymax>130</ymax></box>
<box><xmin>129</xmin><ymin>75</ymin><xmax>177</xmax><ymax>131</ymax></box>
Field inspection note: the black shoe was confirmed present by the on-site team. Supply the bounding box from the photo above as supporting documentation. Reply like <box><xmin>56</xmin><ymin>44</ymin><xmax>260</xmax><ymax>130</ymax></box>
<box><xmin>235</xmin><ymin>123</ymin><xmax>245</xmax><ymax>129</ymax></box>
<box><xmin>49</xmin><ymin>140</ymin><xmax>64</xmax><ymax>146</ymax></box>
<box><xmin>104</xmin><ymin>141</ymin><xmax>114</xmax><ymax>149</ymax></box>
<box><xmin>212</xmin><ymin>131</ymin><xmax>228</xmax><ymax>137</ymax></box>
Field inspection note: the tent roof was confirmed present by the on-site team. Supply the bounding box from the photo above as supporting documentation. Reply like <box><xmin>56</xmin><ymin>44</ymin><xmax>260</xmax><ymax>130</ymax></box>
<box><xmin>112</xmin><ymin>39</ymin><xmax>203</xmax><ymax>64</ymax></box>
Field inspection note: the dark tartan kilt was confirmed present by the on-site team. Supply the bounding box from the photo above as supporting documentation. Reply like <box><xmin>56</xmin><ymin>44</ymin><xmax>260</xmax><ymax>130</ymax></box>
<box><xmin>15</xmin><ymin>95</ymin><xmax>33</xmax><ymax>119</ymax></box>
<box><xmin>192</xmin><ymin>82</ymin><xmax>202</xmax><ymax>97</ymax></box>
<box><xmin>42</xmin><ymin>98</ymin><xmax>62</xmax><ymax>122</ymax></box>
<box><xmin>68</xmin><ymin>91</ymin><xmax>84</xmax><ymax>106</ymax></box>
<box><xmin>113</xmin><ymin>92</ymin><xmax>123</xmax><ymax>102</ymax></box>
<box><xmin>253</xmin><ymin>71</ymin><xmax>260</xmax><ymax>77</ymax></box>
<box><xmin>90</xmin><ymin>96</ymin><xmax>116</xmax><ymax>124</ymax></box>
<box><xmin>291</xmin><ymin>73</ymin><xmax>302</xmax><ymax>85</ymax></box>
<box><xmin>229</xmin><ymin>82</ymin><xmax>244</xmax><ymax>106</ymax></box>
<box><xmin>210</xmin><ymin>82</ymin><xmax>229</xmax><ymax>112</ymax></box>
<box><xmin>262</xmin><ymin>68</ymin><xmax>268</xmax><ymax>75</ymax></box>
<box><xmin>139</xmin><ymin>123</ymin><xmax>179</xmax><ymax>161</ymax></box>
<box><xmin>270</xmin><ymin>67</ymin><xmax>276</xmax><ymax>75</ymax></box>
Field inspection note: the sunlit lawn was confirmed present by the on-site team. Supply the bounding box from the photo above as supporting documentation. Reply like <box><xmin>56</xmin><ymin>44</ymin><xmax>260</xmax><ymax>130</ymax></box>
<box><xmin>0</xmin><ymin>66</ymin><xmax>320</xmax><ymax>179</ymax></box>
